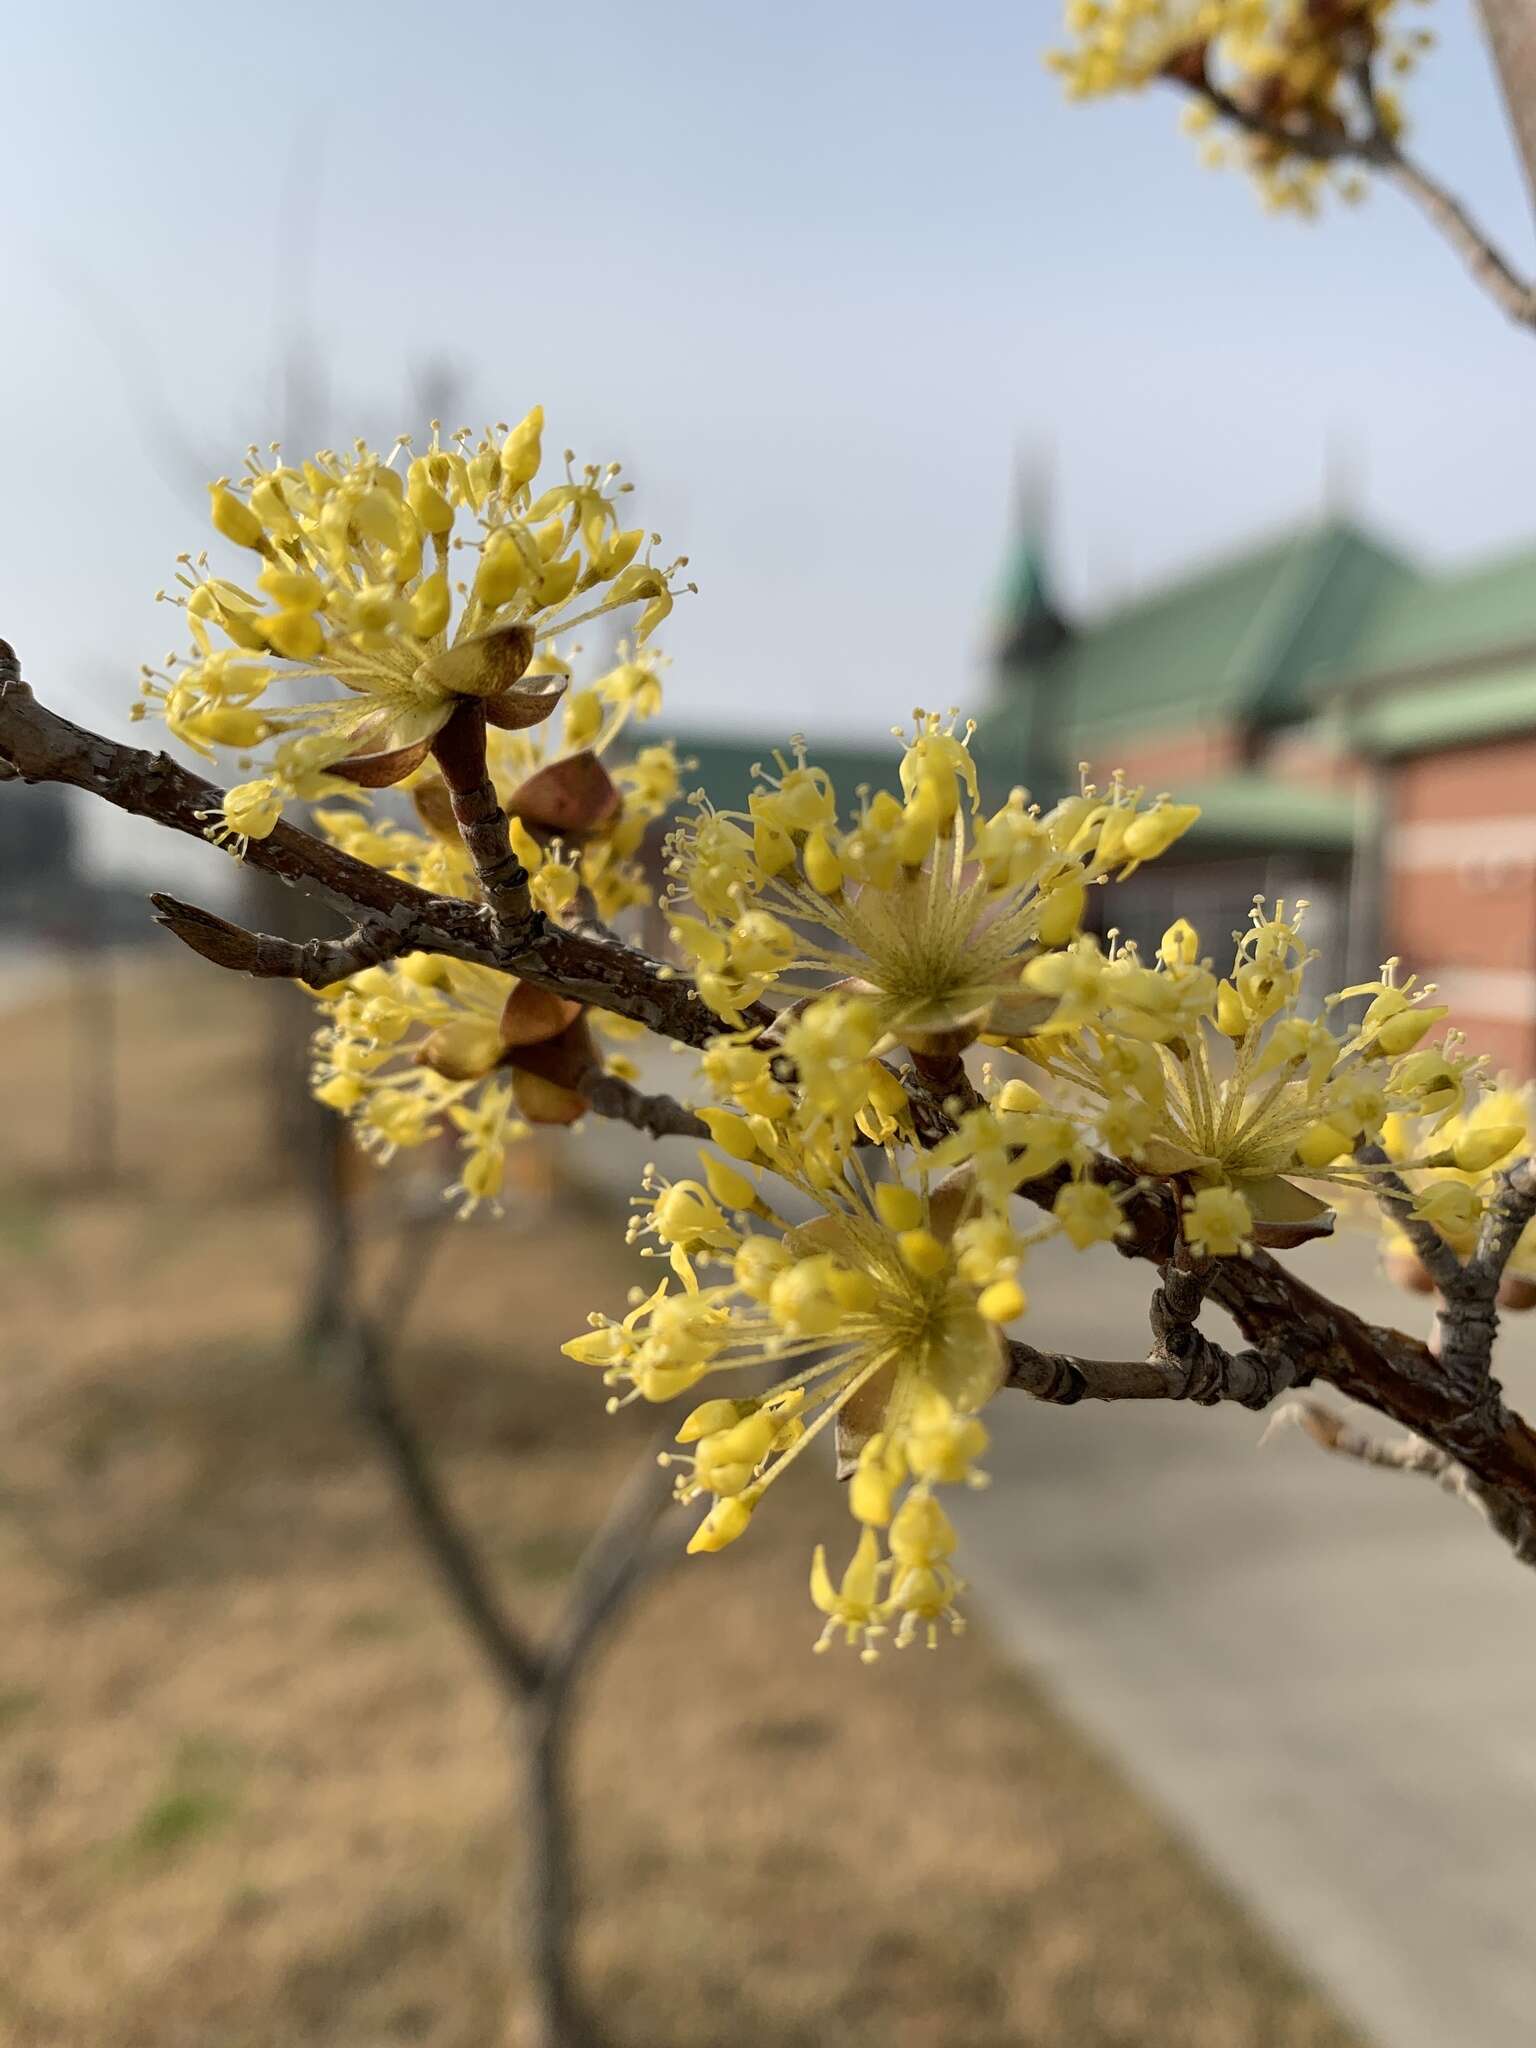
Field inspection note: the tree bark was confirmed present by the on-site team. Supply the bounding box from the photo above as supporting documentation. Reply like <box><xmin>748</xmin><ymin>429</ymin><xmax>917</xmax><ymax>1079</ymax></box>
<box><xmin>1480</xmin><ymin>0</ymin><xmax>1536</xmax><ymax>225</ymax></box>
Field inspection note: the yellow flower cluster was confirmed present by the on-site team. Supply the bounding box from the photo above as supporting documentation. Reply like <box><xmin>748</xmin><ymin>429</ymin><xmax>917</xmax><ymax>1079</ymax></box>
<box><xmin>136</xmin><ymin>412</ymin><xmax>690</xmax><ymax>839</ymax></box>
<box><xmin>311</xmin><ymin>956</ymin><xmax>650</xmax><ymax>1213</ymax></box>
<box><xmin>1049</xmin><ymin>0</ymin><xmax>1434</xmax><ymax>212</ymax></box>
<box><xmin>139</xmin><ymin>411</ymin><xmax>1533</xmax><ymax>1667</ymax></box>
<box><xmin>1013</xmin><ymin>901</ymin><xmax>1500</xmax><ymax>1252</ymax></box>
<box><xmin>1376</xmin><ymin>1083</ymin><xmax>1533</xmax><ymax>1288</ymax></box>
<box><xmin>564</xmin><ymin>1136</ymin><xmax>1038</xmax><ymax>1657</ymax></box>
<box><xmin>666</xmin><ymin>714</ymin><xmax>1198</xmax><ymax>1051</ymax></box>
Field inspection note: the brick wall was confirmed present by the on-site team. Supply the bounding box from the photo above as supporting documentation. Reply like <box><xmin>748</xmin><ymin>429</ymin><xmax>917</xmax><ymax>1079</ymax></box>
<box><xmin>1088</xmin><ymin>724</ymin><xmax>1241</xmax><ymax>789</ymax></box>
<box><xmin>1384</xmin><ymin>736</ymin><xmax>1536</xmax><ymax>1075</ymax></box>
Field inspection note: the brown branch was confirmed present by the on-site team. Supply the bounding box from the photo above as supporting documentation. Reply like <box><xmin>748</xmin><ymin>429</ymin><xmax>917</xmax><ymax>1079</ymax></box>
<box><xmin>349</xmin><ymin>1295</ymin><xmax>546</xmax><ymax>1701</ymax></box>
<box><xmin>1477</xmin><ymin>0</ymin><xmax>1536</xmax><ymax>225</ymax></box>
<box><xmin>10</xmin><ymin>664</ymin><xmax>1536</xmax><ymax>1568</ymax></box>
<box><xmin>0</xmin><ymin>669</ymin><xmax>732</xmax><ymax>1049</ymax></box>
<box><xmin>1472</xmin><ymin>1154</ymin><xmax>1536</xmax><ymax>1287</ymax></box>
<box><xmin>429</xmin><ymin>699</ymin><xmax>534</xmax><ymax>928</ymax></box>
<box><xmin>578</xmin><ymin>1069</ymin><xmax>708</xmax><ymax>1142</ymax></box>
<box><xmin>1006</xmin><ymin>1333</ymin><xmax>1300</xmax><ymax>1409</ymax></box>
<box><xmin>150</xmin><ymin>894</ymin><xmax>409</xmax><ymax>986</ymax></box>
<box><xmin>1265</xmin><ymin>1397</ymin><xmax>1536</xmax><ymax>1564</ymax></box>
<box><xmin>1187</xmin><ymin>73</ymin><xmax>1536</xmax><ymax>331</ymax></box>
<box><xmin>1355</xmin><ymin>1139</ymin><xmax>1465</xmax><ymax>1294</ymax></box>
<box><xmin>1385</xmin><ymin>150</ymin><xmax>1536</xmax><ymax>327</ymax></box>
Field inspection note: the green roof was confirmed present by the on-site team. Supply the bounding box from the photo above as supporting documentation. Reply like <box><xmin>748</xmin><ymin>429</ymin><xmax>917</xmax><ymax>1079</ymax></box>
<box><xmin>1308</xmin><ymin>543</ymin><xmax>1536</xmax><ymax>691</ymax></box>
<box><xmin>1178</xmin><ymin>773</ymin><xmax>1365</xmax><ymax>852</ymax></box>
<box><xmin>981</xmin><ymin>521</ymin><xmax>1411</xmax><ymax>793</ymax></box>
<box><xmin>662</xmin><ymin>731</ymin><xmax>905</xmax><ymax>816</ymax></box>
<box><xmin>1347</xmin><ymin>659</ymin><xmax>1536</xmax><ymax>756</ymax></box>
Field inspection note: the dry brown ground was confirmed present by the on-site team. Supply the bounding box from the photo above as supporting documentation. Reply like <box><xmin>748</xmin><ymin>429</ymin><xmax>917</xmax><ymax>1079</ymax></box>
<box><xmin>0</xmin><ymin>959</ymin><xmax>1363</xmax><ymax>2048</ymax></box>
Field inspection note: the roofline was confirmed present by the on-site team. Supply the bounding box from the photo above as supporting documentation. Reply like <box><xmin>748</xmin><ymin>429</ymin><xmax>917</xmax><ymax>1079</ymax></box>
<box><xmin>1220</xmin><ymin>521</ymin><xmax>1353</xmax><ymax>714</ymax></box>
<box><xmin>1069</xmin><ymin>513</ymin><xmax>1407</xmax><ymax>636</ymax></box>
<box><xmin>1336</xmin><ymin>631</ymin><xmax>1536</xmax><ymax>708</ymax></box>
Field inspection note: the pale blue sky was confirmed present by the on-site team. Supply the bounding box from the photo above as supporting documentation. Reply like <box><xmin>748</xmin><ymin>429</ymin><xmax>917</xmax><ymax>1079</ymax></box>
<box><xmin>4</xmin><ymin>0</ymin><xmax>1534</xmax><ymax>878</ymax></box>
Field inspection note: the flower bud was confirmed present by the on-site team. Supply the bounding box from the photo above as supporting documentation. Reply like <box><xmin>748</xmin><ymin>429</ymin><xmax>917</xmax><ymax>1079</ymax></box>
<box><xmin>501</xmin><ymin>406</ymin><xmax>545</xmax><ymax>491</ymax></box>
<box><xmin>209</xmin><ymin>484</ymin><xmax>265</xmax><ymax>550</ymax></box>
<box><xmin>1035</xmin><ymin>878</ymin><xmax>1085</xmax><ymax>947</ymax></box>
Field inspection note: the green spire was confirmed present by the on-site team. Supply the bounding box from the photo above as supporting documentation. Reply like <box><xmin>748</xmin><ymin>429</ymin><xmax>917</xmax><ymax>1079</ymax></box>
<box><xmin>995</xmin><ymin>455</ymin><xmax>1069</xmax><ymax>666</ymax></box>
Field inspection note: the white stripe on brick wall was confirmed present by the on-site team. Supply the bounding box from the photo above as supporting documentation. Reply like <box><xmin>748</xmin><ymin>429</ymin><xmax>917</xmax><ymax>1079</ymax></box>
<box><xmin>1422</xmin><ymin>968</ymin><xmax>1536</xmax><ymax>1023</ymax></box>
<box><xmin>1393</xmin><ymin>816</ymin><xmax>1536</xmax><ymax>870</ymax></box>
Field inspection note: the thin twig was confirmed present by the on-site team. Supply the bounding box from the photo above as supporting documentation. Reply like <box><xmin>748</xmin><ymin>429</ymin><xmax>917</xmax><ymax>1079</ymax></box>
<box><xmin>347</xmin><ymin>1221</ymin><xmax>545</xmax><ymax>1700</ymax></box>
<box><xmin>579</xmin><ymin>1071</ymin><xmax>708</xmax><ymax>1142</ymax></box>
<box><xmin>1356</xmin><ymin>1139</ymin><xmax>1465</xmax><ymax>1293</ymax></box>
<box><xmin>539</xmin><ymin>1422</ymin><xmax>678</xmax><ymax>1706</ymax></box>
<box><xmin>1187</xmin><ymin>72</ymin><xmax>1536</xmax><ymax>331</ymax></box>
<box><xmin>1472</xmin><ymin>1155</ymin><xmax>1536</xmax><ymax>1289</ymax></box>
<box><xmin>1006</xmin><ymin>1333</ymin><xmax>1301</xmax><ymax>1409</ymax></box>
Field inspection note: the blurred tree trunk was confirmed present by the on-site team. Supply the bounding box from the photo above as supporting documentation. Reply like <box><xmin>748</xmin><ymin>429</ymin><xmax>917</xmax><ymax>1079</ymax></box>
<box><xmin>237</xmin><ymin>865</ymin><xmax>356</xmax><ymax>1361</ymax></box>
<box><xmin>518</xmin><ymin>1698</ymin><xmax>598</xmax><ymax>2048</ymax></box>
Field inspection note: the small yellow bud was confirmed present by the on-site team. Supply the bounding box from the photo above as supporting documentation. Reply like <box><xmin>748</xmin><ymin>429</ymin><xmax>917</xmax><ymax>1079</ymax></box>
<box><xmin>1122</xmin><ymin>803</ymin><xmax>1199</xmax><ymax>863</ymax></box>
<box><xmin>315</xmin><ymin>1074</ymin><xmax>365</xmax><ymax>1111</ymax></box>
<box><xmin>687</xmin><ymin>1493</ymin><xmax>754</xmax><ymax>1553</ymax></box>
<box><xmin>1295</xmin><ymin>1121</ymin><xmax>1351</xmax><ymax>1170</ymax></box>
<box><xmin>475</xmin><ymin>529</ymin><xmax>530</xmax><ymax>610</ymax></box>
<box><xmin>1374</xmin><ymin>1006</ymin><xmax>1445</xmax><ymax>1056</ymax></box>
<box><xmin>1454</xmin><ymin>1126</ymin><xmax>1525</xmax><ymax>1173</ymax></box>
<box><xmin>408</xmin><ymin>569</ymin><xmax>452</xmax><ymax>639</ymax></box>
<box><xmin>406</xmin><ymin>465</ymin><xmax>456</xmax><ymax>535</ymax></box>
<box><xmin>1035</xmin><ymin>878</ymin><xmax>1085</xmax><ymax>947</ymax></box>
<box><xmin>977</xmin><ymin>1278</ymin><xmax>1026</xmax><ymax>1323</ymax></box>
<box><xmin>733</xmin><ymin>1234</ymin><xmax>791</xmax><ymax>1301</ymax></box>
<box><xmin>1216</xmin><ymin>980</ymin><xmax>1249</xmax><ymax>1039</ymax></box>
<box><xmin>676</xmin><ymin>1398</ymin><xmax>751</xmax><ymax>1445</ymax></box>
<box><xmin>1159</xmin><ymin>918</ymin><xmax>1200</xmax><ymax>969</ymax></box>
<box><xmin>897</xmin><ymin>1229</ymin><xmax>948</xmax><ymax>1278</ymax></box>
<box><xmin>209</xmin><ymin>484</ymin><xmax>265</xmax><ymax>550</ymax></box>
<box><xmin>501</xmin><ymin>406</ymin><xmax>545</xmax><ymax>491</ymax></box>
<box><xmin>702</xmin><ymin>1154</ymin><xmax>756</xmax><ymax>1211</ymax></box>
<box><xmin>698</xmin><ymin>1109</ymin><xmax>759</xmax><ymax>1162</ymax></box>
<box><xmin>874</xmin><ymin>1183</ymin><xmax>924</xmax><ymax>1233</ymax></box>
<box><xmin>1413</xmin><ymin>1181</ymin><xmax>1481</xmax><ymax>1236</ymax></box>
<box><xmin>827</xmin><ymin>1263</ymin><xmax>877</xmax><ymax>1313</ymax></box>
<box><xmin>263</xmin><ymin>608</ymin><xmax>326</xmax><ymax>661</ymax></box>
<box><xmin>850</xmin><ymin>1440</ymin><xmax>898</xmax><ymax>1527</ymax></box>
<box><xmin>802</xmin><ymin>829</ymin><xmax>843</xmax><ymax>896</ymax></box>
<box><xmin>257</xmin><ymin>565</ymin><xmax>323</xmax><ymax>609</ymax></box>
<box><xmin>536</xmin><ymin>554</ymin><xmax>582</xmax><ymax>608</ymax></box>
<box><xmin>996</xmin><ymin>1079</ymin><xmax>1043</xmax><ymax>1114</ymax></box>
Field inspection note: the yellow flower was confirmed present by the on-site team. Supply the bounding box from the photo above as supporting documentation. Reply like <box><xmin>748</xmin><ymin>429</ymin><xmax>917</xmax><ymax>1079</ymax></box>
<box><xmin>565</xmin><ymin>1136</ymin><xmax>1017</xmax><ymax>1654</ymax></box>
<box><xmin>667</xmin><ymin>714</ymin><xmax>1195</xmax><ymax>1049</ymax></box>
<box><xmin>1017</xmin><ymin>906</ymin><xmax>1493</xmax><ymax>1248</ymax></box>
<box><xmin>1183</xmin><ymin>1186</ymin><xmax>1255</xmax><ymax>1259</ymax></box>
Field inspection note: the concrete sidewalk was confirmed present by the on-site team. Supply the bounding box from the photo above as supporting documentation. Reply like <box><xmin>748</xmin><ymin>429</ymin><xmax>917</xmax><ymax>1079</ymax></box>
<box><xmin>956</xmin><ymin>1230</ymin><xmax>1536</xmax><ymax>2048</ymax></box>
